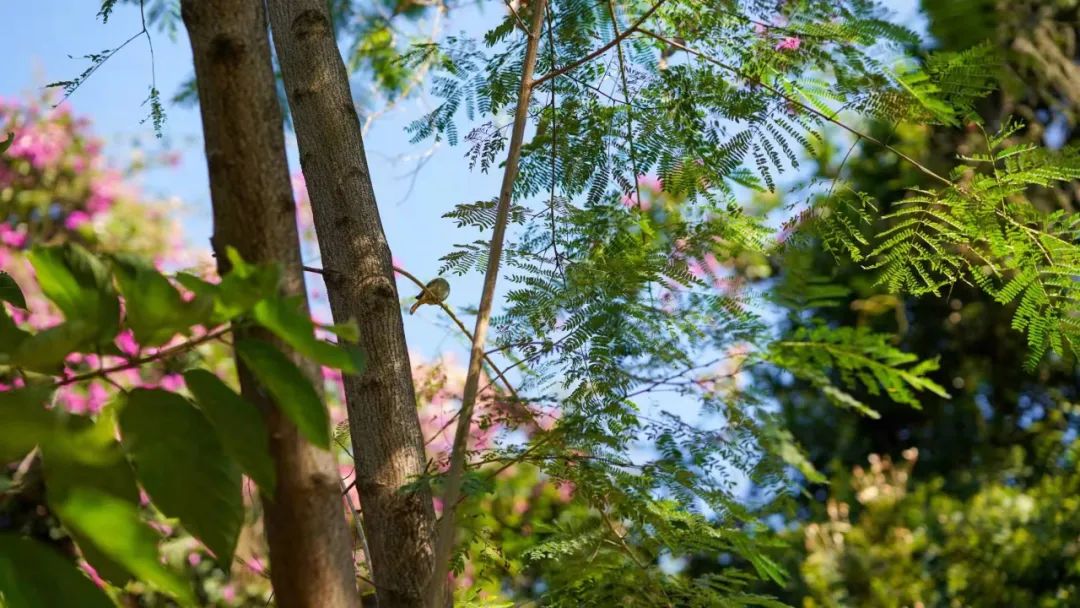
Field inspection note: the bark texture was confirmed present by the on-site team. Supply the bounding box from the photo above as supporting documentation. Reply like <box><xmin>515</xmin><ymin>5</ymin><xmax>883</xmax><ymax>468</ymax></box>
<box><xmin>180</xmin><ymin>2</ymin><xmax>359</xmax><ymax>606</ymax></box>
<box><xmin>264</xmin><ymin>3</ymin><xmax>437</xmax><ymax>606</ymax></box>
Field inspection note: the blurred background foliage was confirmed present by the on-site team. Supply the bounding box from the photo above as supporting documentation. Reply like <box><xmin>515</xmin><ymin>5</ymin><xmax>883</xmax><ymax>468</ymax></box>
<box><xmin>738</xmin><ymin>0</ymin><xmax>1080</xmax><ymax>605</ymax></box>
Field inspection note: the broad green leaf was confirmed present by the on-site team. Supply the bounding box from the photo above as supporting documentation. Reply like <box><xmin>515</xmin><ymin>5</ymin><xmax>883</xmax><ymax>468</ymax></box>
<box><xmin>183</xmin><ymin>369</ymin><xmax>276</xmax><ymax>494</ymax></box>
<box><xmin>42</xmin><ymin>423</ymin><xmax>140</xmax><ymax>587</ymax></box>
<box><xmin>235</xmin><ymin>339</ymin><xmax>330</xmax><ymax>449</ymax></box>
<box><xmin>0</xmin><ymin>535</ymin><xmax>114</xmax><ymax>608</ymax></box>
<box><xmin>318</xmin><ymin>319</ymin><xmax>360</xmax><ymax>343</ymax></box>
<box><xmin>253</xmin><ymin>297</ymin><xmax>365</xmax><ymax>373</ymax></box>
<box><xmin>0</xmin><ymin>306</ymin><xmax>30</xmax><ymax>360</ymax></box>
<box><xmin>0</xmin><ymin>132</ymin><xmax>13</xmax><ymax>155</ymax></box>
<box><xmin>113</xmin><ymin>258</ymin><xmax>215</xmax><ymax>346</ymax></box>
<box><xmin>113</xmin><ymin>261</ymin><xmax>186</xmax><ymax>346</ymax></box>
<box><xmin>118</xmin><ymin>389</ymin><xmax>243</xmax><ymax>565</ymax></box>
<box><xmin>10</xmin><ymin>321</ymin><xmax>95</xmax><ymax>374</ymax></box>
<box><xmin>52</xmin><ymin>488</ymin><xmax>194</xmax><ymax>606</ymax></box>
<box><xmin>27</xmin><ymin>245</ymin><xmax>119</xmax><ymax>343</ymax></box>
<box><xmin>0</xmin><ymin>385</ymin><xmax>55</xmax><ymax>463</ymax></box>
<box><xmin>0</xmin><ymin>271</ymin><xmax>26</xmax><ymax>309</ymax></box>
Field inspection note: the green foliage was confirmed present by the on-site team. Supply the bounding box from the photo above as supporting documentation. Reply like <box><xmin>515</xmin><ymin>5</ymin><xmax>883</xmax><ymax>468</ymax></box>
<box><xmin>768</xmin><ymin>324</ymin><xmax>949</xmax><ymax>416</ymax></box>
<box><xmin>118</xmin><ymin>389</ymin><xmax>244</xmax><ymax>566</ymax></box>
<box><xmin>235</xmin><ymin>339</ymin><xmax>331</xmax><ymax>449</ymax></box>
<box><xmin>0</xmin><ymin>272</ymin><xmax>27</xmax><ymax>310</ymax></box>
<box><xmin>817</xmin><ymin>121</ymin><xmax>1080</xmax><ymax>368</ymax></box>
<box><xmin>53</xmin><ymin>488</ymin><xmax>195</xmax><ymax>605</ymax></box>
<box><xmin>0</xmin><ymin>245</ymin><xmax>362</xmax><ymax>606</ymax></box>
<box><xmin>252</xmin><ymin>297</ymin><xmax>364</xmax><ymax>374</ymax></box>
<box><xmin>183</xmin><ymin>369</ymin><xmax>276</xmax><ymax>494</ymax></box>
<box><xmin>0</xmin><ymin>534</ymin><xmax>115</xmax><ymax>608</ymax></box>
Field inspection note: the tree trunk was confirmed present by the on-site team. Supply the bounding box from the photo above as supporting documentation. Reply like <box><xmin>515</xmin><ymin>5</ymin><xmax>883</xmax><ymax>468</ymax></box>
<box><xmin>263</xmin><ymin>3</ymin><xmax>437</xmax><ymax>606</ymax></box>
<box><xmin>180</xmin><ymin>2</ymin><xmax>360</xmax><ymax>606</ymax></box>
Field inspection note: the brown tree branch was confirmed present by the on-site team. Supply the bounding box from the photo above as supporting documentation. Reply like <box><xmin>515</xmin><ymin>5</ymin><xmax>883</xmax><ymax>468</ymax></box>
<box><xmin>427</xmin><ymin>1</ymin><xmax>549</xmax><ymax>605</ymax></box>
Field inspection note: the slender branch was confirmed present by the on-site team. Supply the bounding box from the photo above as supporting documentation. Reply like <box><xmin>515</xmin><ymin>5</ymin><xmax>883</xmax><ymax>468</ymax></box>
<box><xmin>546</xmin><ymin>1</ymin><xmax>564</xmax><ymax>276</ymax></box>
<box><xmin>339</xmin><ymin>476</ymin><xmax>377</xmax><ymax>604</ymax></box>
<box><xmin>608</xmin><ymin>0</ymin><xmax>642</xmax><ymax>213</ymax></box>
<box><xmin>58</xmin><ymin>326</ymin><xmax>232</xmax><ymax>387</ymax></box>
<box><xmin>531</xmin><ymin>0</ymin><xmax>667</xmax><ymax>87</ymax></box>
<box><xmin>637</xmin><ymin>29</ymin><xmax>954</xmax><ymax>188</ymax></box>
<box><xmin>427</xmin><ymin>2</ymin><xmax>548</xmax><ymax>604</ymax></box>
<box><xmin>303</xmin><ymin>264</ymin><xmax>522</xmax><ymax>404</ymax></box>
<box><xmin>502</xmin><ymin>0</ymin><xmax>530</xmax><ymax>35</ymax></box>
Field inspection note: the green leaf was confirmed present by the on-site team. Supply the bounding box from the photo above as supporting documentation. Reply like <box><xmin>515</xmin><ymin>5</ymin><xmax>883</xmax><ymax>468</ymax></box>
<box><xmin>318</xmin><ymin>319</ymin><xmax>360</xmax><ymax>343</ymax></box>
<box><xmin>235</xmin><ymin>339</ymin><xmax>330</xmax><ymax>449</ymax></box>
<box><xmin>253</xmin><ymin>297</ymin><xmax>365</xmax><ymax>373</ymax></box>
<box><xmin>10</xmin><ymin>321</ymin><xmax>96</xmax><ymax>374</ymax></box>
<box><xmin>183</xmin><ymin>369</ymin><xmax>276</xmax><ymax>494</ymax></box>
<box><xmin>113</xmin><ymin>260</ymin><xmax>187</xmax><ymax>347</ymax></box>
<box><xmin>0</xmin><ymin>385</ymin><xmax>56</xmax><ymax>463</ymax></box>
<box><xmin>0</xmin><ymin>271</ymin><xmax>27</xmax><ymax>309</ymax></box>
<box><xmin>0</xmin><ymin>535</ymin><xmax>114</xmax><ymax>608</ymax></box>
<box><xmin>118</xmin><ymin>389</ymin><xmax>244</xmax><ymax>565</ymax></box>
<box><xmin>214</xmin><ymin>265</ymin><xmax>280</xmax><ymax>320</ymax></box>
<box><xmin>113</xmin><ymin>257</ymin><xmax>215</xmax><ymax>345</ymax></box>
<box><xmin>52</xmin><ymin>488</ymin><xmax>195</xmax><ymax>606</ymax></box>
<box><xmin>0</xmin><ymin>306</ymin><xmax>31</xmax><ymax>360</ymax></box>
<box><xmin>0</xmin><ymin>132</ymin><xmax>13</xmax><ymax>155</ymax></box>
<box><xmin>42</xmin><ymin>415</ymin><xmax>140</xmax><ymax>587</ymax></box>
<box><xmin>27</xmin><ymin>244</ymin><xmax>119</xmax><ymax>343</ymax></box>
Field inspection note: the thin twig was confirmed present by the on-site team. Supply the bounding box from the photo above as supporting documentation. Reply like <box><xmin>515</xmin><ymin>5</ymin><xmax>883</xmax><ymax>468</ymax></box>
<box><xmin>427</xmin><ymin>2</ymin><xmax>549</xmax><ymax>604</ymax></box>
<box><xmin>502</xmin><ymin>0</ymin><xmax>530</xmax><ymax>35</ymax></box>
<box><xmin>58</xmin><ymin>326</ymin><xmax>232</xmax><ymax>386</ymax></box>
<box><xmin>303</xmin><ymin>264</ymin><xmax>521</xmax><ymax>403</ymax></box>
<box><xmin>637</xmin><ymin>29</ymin><xmax>953</xmax><ymax>187</ymax></box>
<box><xmin>607</xmin><ymin>0</ymin><xmax>643</xmax><ymax>214</ymax></box>
<box><xmin>531</xmin><ymin>0</ymin><xmax>667</xmax><ymax>87</ymax></box>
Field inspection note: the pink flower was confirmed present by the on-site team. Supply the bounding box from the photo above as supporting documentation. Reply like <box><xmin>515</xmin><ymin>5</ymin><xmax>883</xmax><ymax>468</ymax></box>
<box><xmin>776</xmin><ymin>36</ymin><xmax>801</xmax><ymax>52</ymax></box>
<box><xmin>8</xmin><ymin>123</ymin><xmax>70</xmax><ymax>169</ymax></box>
<box><xmin>0</xmin><ymin>224</ymin><xmax>27</xmax><ymax>248</ymax></box>
<box><xmin>64</xmin><ymin>211</ymin><xmax>91</xmax><ymax>230</ymax></box>
<box><xmin>85</xmin><ymin>382</ymin><xmax>109</xmax><ymax>414</ymax></box>
<box><xmin>116</xmin><ymin>330</ymin><xmax>140</xmax><ymax>357</ymax></box>
<box><xmin>556</xmin><ymin>480</ymin><xmax>575</xmax><ymax>502</ymax></box>
<box><xmin>159</xmin><ymin>373</ymin><xmax>184</xmax><ymax>392</ymax></box>
<box><xmin>187</xmin><ymin>552</ymin><xmax>202</xmax><ymax>566</ymax></box>
<box><xmin>221</xmin><ymin>585</ymin><xmax>237</xmax><ymax>603</ymax></box>
<box><xmin>86</xmin><ymin>170</ymin><xmax>123</xmax><ymax>214</ymax></box>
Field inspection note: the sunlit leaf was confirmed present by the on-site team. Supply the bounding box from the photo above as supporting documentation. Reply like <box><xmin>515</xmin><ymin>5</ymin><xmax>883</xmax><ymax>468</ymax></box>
<box><xmin>52</xmin><ymin>488</ymin><xmax>195</xmax><ymax>605</ymax></box>
<box><xmin>253</xmin><ymin>297</ymin><xmax>365</xmax><ymax>373</ymax></box>
<box><xmin>235</xmin><ymin>339</ymin><xmax>330</xmax><ymax>449</ymax></box>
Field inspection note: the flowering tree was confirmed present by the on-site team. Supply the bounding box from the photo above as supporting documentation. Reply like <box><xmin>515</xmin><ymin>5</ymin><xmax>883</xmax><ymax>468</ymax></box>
<box><xmin>6</xmin><ymin>0</ymin><xmax>1080</xmax><ymax>605</ymax></box>
<box><xmin>0</xmin><ymin>94</ymin><xmax>565</xmax><ymax>606</ymax></box>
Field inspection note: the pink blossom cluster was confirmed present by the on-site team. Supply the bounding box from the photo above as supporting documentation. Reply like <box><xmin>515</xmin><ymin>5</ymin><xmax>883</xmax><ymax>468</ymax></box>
<box><xmin>0</xmin><ymin>96</ymin><xmax>196</xmax><ymax>415</ymax></box>
<box><xmin>620</xmin><ymin>174</ymin><xmax>664</xmax><ymax>211</ymax></box>
<box><xmin>0</xmin><ymin>95</ymin><xmax>133</xmax><ymax>252</ymax></box>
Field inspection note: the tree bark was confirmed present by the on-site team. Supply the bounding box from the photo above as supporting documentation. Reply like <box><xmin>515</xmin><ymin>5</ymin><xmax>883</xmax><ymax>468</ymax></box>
<box><xmin>180</xmin><ymin>2</ymin><xmax>359</xmax><ymax>606</ymax></box>
<box><xmin>264</xmin><ymin>3</ymin><xmax>437</xmax><ymax>607</ymax></box>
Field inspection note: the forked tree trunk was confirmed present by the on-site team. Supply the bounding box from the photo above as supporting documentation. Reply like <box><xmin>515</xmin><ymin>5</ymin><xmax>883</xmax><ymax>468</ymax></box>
<box><xmin>180</xmin><ymin>1</ymin><xmax>359</xmax><ymax>606</ymax></box>
<box><xmin>264</xmin><ymin>3</ymin><xmax>438</xmax><ymax>606</ymax></box>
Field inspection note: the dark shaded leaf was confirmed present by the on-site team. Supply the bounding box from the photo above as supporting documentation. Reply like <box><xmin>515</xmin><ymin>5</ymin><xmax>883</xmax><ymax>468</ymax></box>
<box><xmin>118</xmin><ymin>389</ymin><xmax>243</xmax><ymax>565</ymax></box>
